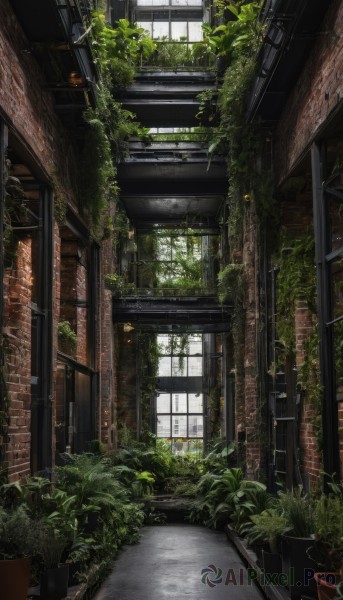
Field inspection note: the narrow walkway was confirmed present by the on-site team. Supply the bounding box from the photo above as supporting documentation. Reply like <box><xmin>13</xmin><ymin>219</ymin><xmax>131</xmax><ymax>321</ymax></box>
<box><xmin>94</xmin><ymin>524</ymin><xmax>264</xmax><ymax>599</ymax></box>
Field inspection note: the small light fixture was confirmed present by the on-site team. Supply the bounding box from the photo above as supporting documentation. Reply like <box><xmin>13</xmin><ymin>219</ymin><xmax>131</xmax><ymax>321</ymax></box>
<box><xmin>68</xmin><ymin>71</ymin><xmax>84</xmax><ymax>86</ymax></box>
<box><xmin>123</xmin><ymin>322</ymin><xmax>134</xmax><ymax>333</ymax></box>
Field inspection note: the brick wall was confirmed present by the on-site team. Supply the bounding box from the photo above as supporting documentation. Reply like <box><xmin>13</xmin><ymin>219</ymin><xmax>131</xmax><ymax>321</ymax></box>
<box><xmin>0</xmin><ymin>0</ymin><xmax>78</xmax><ymax>204</ymax></box>
<box><xmin>295</xmin><ymin>300</ymin><xmax>322</xmax><ymax>486</ymax></box>
<box><xmin>3</xmin><ymin>240</ymin><xmax>32</xmax><ymax>481</ymax></box>
<box><xmin>241</xmin><ymin>206</ymin><xmax>262</xmax><ymax>478</ymax></box>
<box><xmin>274</xmin><ymin>0</ymin><xmax>343</xmax><ymax>182</ymax></box>
<box><xmin>99</xmin><ymin>220</ymin><xmax>117</xmax><ymax>448</ymax></box>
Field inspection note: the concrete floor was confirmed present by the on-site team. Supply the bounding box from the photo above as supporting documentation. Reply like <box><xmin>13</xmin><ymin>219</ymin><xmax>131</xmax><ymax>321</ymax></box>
<box><xmin>93</xmin><ymin>524</ymin><xmax>264</xmax><ymax>600</ymax></box>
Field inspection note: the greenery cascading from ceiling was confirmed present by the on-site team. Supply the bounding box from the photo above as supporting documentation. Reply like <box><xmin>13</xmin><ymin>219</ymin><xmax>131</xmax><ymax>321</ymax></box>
<box><xmin>79</xmin><ymin>14</ymin><xmax>156</xmax><ymax>238</ymax></box>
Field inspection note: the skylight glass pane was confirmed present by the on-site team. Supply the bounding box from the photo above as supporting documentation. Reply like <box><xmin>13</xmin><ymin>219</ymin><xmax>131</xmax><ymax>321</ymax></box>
<box><xmin>188</xmin><ymin>21</ymin><xmax>203</xmax><ymax>41</ymax></box>
<box><xmin>172</xmin><ymin>393</ymin><xmax>187</xmax><ymax>413</ymax></box>
<box><xmin>157</xmin><ymin>394</ymin><xmax>171</xmax><ymax>413</ymax></box>
<box><xmin>189</xmin><ymin>393</ymin><xmax>203</xmax><ymax>412</ymax></box>
<box><xmin>157</xmin><ymin>415</ymin><xmax>171</xmax><ymax>437</ymax></box>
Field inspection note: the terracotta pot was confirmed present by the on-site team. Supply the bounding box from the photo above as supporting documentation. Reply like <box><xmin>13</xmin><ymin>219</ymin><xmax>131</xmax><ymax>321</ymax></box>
<box><xmin>0</xmin><ymin>557</ymin><xmax>30</xmax><ymax>600</ymax></box>
<box><xmin>314</xmin><ymin>572</ymin><xmax>340</xmax><ymax>600</ymax></box>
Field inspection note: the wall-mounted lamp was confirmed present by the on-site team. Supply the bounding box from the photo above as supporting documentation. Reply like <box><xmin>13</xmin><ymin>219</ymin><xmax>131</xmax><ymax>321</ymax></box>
<box><xmin>68</xmin><ymin>71</ymin><xmax>84</xmax><ymax>86</ymax></box>
<box><xmin>123</xmin><ymin>323</ymin><xmax>135</xmax><ymax>333</ymax></box>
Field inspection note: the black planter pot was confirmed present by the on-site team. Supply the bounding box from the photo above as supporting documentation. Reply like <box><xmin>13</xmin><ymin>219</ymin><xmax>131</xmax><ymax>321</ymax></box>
<box><xmin>68</xmin><ymin>561</ymin><xmax>81</xmax><ymax>587</ymax></box>
<box><xmin>281</xmin><ymin>535</ymin><xmax>317</xmax><ymax>599</ymax></box>
<box><xmin>252</xmin><ymin>541</ymin><xmax>269</xmax><ymax>566</ymax></box>
<box><xmin>85</xmin><ymin>511</ymin><xmax>99</xmax><ymax>533</ymax></box>
<box><xmin>40</xmin><ymin>564</ymin><xmax>69</xmax><ymax>600</ymax></box>
<box><xmin>262</xmin><ymin>549</ymin><xmax>282</xmax><ymax>575</ymax></box>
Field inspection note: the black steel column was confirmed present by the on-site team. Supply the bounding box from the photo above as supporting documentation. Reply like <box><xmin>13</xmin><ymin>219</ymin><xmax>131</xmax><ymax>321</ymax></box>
<box><xmin>311</xmin><ymin>142</ymin><xmax>340</xmax><ymax>480</ymax></box>
<box><xmin>41</xmin><ymin>186</ymin><xmax>54</xmax><ymax>473</ymax></box>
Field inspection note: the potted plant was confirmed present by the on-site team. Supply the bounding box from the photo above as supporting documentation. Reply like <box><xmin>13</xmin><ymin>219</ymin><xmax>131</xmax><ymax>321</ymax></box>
<box><xmin>0</xmin><ymin>505</ymin><xmax>35</xmax><ymax>600</ymax></box>
<box><xmin>307</xmin><ymin>494</ymin><xmax>343</xmax><ymax>600</ymax></box>
<box><xmin>34</xmin><ymin>490</ymin><xmax>78</xmax><ymax>599</ymax></box>
<box><xmin>249</xmin><ymin>509</ymin><xmax>288</xmax><ymax>574</ymax></box>
<box><xmin>279</xmin><ymin>490</ymin><xmax>317</xmax><ymax>599</ymax></box>
<box><xmin>35</xmin><ymin>521</ymin><xmax>73</xmax><ymax>600</ymax></box>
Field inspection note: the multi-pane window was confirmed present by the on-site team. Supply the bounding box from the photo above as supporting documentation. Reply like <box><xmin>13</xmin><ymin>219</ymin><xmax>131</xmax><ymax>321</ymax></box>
<box><xmin>156</xmin><ymin>333</ymin><xmax>204</xmax><ymax>454</ymax></box>
<box><xmin>156</xmin><ymin>393</ymin><xmax>203</xmax><ymax>437</ymax></box>
<box><xmin>137</xmin><ymin>20</ymin><xmax>203</xmax><ymax>41</ymax></box>
<box><xmin>137</xmin><ymin>0</ymin><xmax>202</xmax><ymax>6</ymax></box>
<box><xmin>157</xmin><ymin>333</ymin><xmax>202</xmax><ymax>376</ymax></box>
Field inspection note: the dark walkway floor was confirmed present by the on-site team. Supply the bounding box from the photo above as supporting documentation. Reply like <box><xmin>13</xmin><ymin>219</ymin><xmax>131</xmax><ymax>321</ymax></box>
<box><xmin>94</xmin><ymin>524</ymin><xmax>264</xmax><ymax>599</ymax></box>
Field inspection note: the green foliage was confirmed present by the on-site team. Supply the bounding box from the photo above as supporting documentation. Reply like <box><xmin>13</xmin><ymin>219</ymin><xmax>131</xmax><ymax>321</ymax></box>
<box><xmin>307</xmin><ymin>494</ymin><xmax>343</xmax><ymax>572</ymax></box>
<box><xmin>217</xmin><ymin>263</ymin><xmax>244</xmax><ymax>303</ymax></box>
<box><xmin>203</xmin><ymin>440</ymin><xmax>236</xmax><ymax>473</ymax></box>
<box><xmin>278</xmin><ymin>489</ymin><xmax>315</xmax><ymax>537</ymax></box>
<box><xmin>276</xmin><ymin>233</ymin><xmax>316</xmax><ymax>352</ymax></box>
<box><xmin>150</xmin><ymin>40</ymin><xmax>215</xmax><ymax>69</ymax></box>
<box><xmin>91</xmin><ymin>15</ymin><xmax>156</xmax><ymax>88</ymax></box>
<box><xmin>79</xmin><ymin>12</ymin><xmax>153</xmax><ymax>237</ymax></box>
<box><xmin>0</xmin><ymin>505</ymin><xmax>35</xmax><ymax>559</ymax></box>
<box><xmin>202</xmin><ymin>2</ymin><xmax>263</xmax><ymax>60</ymax></box>
<box><xmin>189</xmin><ymin>467</ymin><xmax>272</xmax><ymax>529</ymax></box>
<box><xmin>249</xmin><ymin>509</ymin><xmax>288</xmax><ymax>554</ymax></box>
<box><xmin>58</xmin><ymin>320</ymin><xmax>77</xmax><ymax>354</ymax></box>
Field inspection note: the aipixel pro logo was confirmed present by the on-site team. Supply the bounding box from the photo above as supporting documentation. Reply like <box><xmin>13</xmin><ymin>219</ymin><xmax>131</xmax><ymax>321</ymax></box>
<box><xmin>201</xmin><ymin>564</ymin><xmax>223</xmax><ymax>588</ymax></box>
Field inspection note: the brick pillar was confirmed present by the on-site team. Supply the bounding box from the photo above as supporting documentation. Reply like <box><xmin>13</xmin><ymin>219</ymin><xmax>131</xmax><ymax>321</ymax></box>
<box><xmin>295</xmin><ymin>299</ymin><xmax>322</xmax><ymax>486</ymax></box>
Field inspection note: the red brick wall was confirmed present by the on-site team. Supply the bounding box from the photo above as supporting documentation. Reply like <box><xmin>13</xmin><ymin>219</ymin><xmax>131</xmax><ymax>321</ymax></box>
<box><xmin>100</xmin><ymin>230</ymin><xmax>117</xmax><ymax>449</ymax></box>
<box><xmin>274</xmin><ymin>0</ymin><xmax>343</xmax><ymax>182</ymax></box>
<box><xmin>295</xmin><ymin>300</ymin><xmax>322</xmax><ymax>485</ymax></box>
<box><xmin>0</xmin><ymin>0</ymin><xmax>78</xmax><ymax>204</ymax></box>
<box><xmin>3</xmin><ymin>240</ymin><xmax>32</xmax><ymax>481</ymax></box>
<box><xmin>241</xmin><ymin>206</ymin><xmax>262</xmax><ymax>478</ymax></box>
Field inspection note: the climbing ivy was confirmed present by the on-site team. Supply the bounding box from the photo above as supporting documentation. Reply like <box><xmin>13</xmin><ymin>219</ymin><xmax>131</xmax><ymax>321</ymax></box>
<box><xmin>79</xmin><ymin>13</ymin><xmax>154</xmax><ymax>239</ymax></box>
<box><xmin>275</xmin><ymin>233</ymin><xmax>317</xmax><ymax>352</ymax></box>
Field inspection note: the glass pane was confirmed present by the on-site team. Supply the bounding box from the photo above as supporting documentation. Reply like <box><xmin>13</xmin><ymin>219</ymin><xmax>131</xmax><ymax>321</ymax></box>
<box><xmin>172</xmin><ymin>393</ymin><xmax>187</xmax><ymax>412</ymax></box>
<box><xmin>137</xmin><ymin>0</ymin><xmax>169</xmax><ymax>4</ymax></box>
<box><xmin>189</xmin><ymin>393</ymin><xmax>203</xmax><ymax>412</ymax></box>
<box><xmin>157</xmin><ymin>334</ymin><xmax>171</xmax><ymax>355</ymax></box>
<box><xmin>158</xmin><ymin>357</ymin><xmax>171</xmax><ymax>376</ymax></box>
<box><xmin>153</xmin><ymin>21</ymin><xmax>169</xmax><ymax>39</ymax></box>
<box><xmin>188</xmin><ymin>415</ymin><xmax>203</xmax><ymax>437</ymax></box>
<box><xmin>172</xmin><ymin>415</ymin><xmax>187</xmax><ymax>436</ymax></box>
<box><xmin>188</xmin><ymin>21</ymin><xmax>203</xmax><ymax>42</ymax></box>
<box><xmin>137</xmin><ymin>21</ymin><xmax>153</xmax><ymax>36</ymax></box>
<box><xmin>157</xmin><ymin>237</ymin><xmax>171</xmax><ymax>261</ymax></box>
<box><xmin>157</xmin><ymin>415</ymin><xmax>171</xmax><ymax>437</ymax></box>
<box><xmin>157</xmin><ymin>394</ymin><xmax>171</xmax><ymax>413</ymax></box>
<box><xmin>188</xmin><ymin>335</ymin><xmax>202</xmax><ymax>355</ymax></box>
<box><xmin>172</xmin><ymin>357</ymin><xmax>186</xmax><ymax>376</ymax></box>
<box><xmin>188</xmin><ymin>356</ymin><xmax>202</xmax><ymax>376</ymax></box>
<box><xmin>172</xmin><ymin>0</ymin><xmax>202</xmax><ymax>5</ymax></box>
<box><xmin>171</xmin><ymin>21</ymin><xmax>188</xmax><ymax>40</ymax></box>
